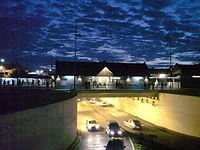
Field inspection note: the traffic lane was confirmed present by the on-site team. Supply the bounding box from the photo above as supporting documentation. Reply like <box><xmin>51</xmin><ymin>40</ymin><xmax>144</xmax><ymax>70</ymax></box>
<box><xmin>78</xmin><ymin>101</ymin><xmax>133</xmax><ymax>150</ymax></box>
<box><xmin>80</xmin><ymin>132</ymin><xmax>108</xmax><ymax>150</ymax></box>
<box><xmin>78</xmin><ymin>101</ymin><xmax>108</xmax><ymax>150</ymax></box>
<box><xmin>77</xmin><ymin>101</ymin><xmax>107</xmax><ymax>133</ymax></box>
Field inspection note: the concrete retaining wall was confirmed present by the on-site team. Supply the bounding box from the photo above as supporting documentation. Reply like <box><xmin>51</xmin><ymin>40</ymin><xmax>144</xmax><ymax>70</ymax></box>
<box><xmin>158</xmin><ymin>93</ymin><xmax>200</xmax><ymax>137</ymax></box>
<box><xmin>101</xmin><ymin>93</ymin><xmax>200</xmax><ymax>137</ymax></box>
<box><xmin>0</xmin><ymin>97</ymin><xmax>77</xmax><ymax>150</ymax></box>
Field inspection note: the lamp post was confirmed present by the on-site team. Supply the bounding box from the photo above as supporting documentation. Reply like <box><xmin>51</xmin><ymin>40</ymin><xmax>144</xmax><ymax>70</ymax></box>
<box><xmin>0</xmin><ymin>65</ymin><xmax>4</xmax><ymax>87</ymax></box>
<box><xmin>73</xmin><ymin>22</ymin><xmax>82</xmax><ymax>89</ymax></box>
<box><xmin>165</xmin><ymin>36</ymin><xmax>172</xmax><ymax>90</ymax></box>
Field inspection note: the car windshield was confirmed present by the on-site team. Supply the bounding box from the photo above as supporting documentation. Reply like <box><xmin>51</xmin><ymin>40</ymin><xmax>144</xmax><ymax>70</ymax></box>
<box><xmin>133</xmin><ymin>120</ymin><xmax>141</xmax><ymax>125</ymax></box>
<box><xmin>107</xmin><ymin>140</ymin><xmax>123</xmax><ymax>150</ymax></box>
<box><xmin>89</xmin><ymin>120</ymin><xmax>97</xmax><ymax>124</ymax></box>
<box><xmin>109</xmin><ymin>123</ymin><xmax>120</xmax><ymax>129</ymax></box>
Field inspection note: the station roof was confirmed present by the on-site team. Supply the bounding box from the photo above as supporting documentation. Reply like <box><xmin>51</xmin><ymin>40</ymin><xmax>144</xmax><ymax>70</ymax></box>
<box><xmin>173</xmin><ymin>64</ymin><xmax>200</xmax><ymax>75</ymax></box>
<box><xmin>149</xmin><ymin>68</ymin><xmax>170</xmax><ymax>74</ymax></box>
<box><xmin>56</xmin><ymin>61</ymin><xmax>149</xmax><ymax>76</ymax></box>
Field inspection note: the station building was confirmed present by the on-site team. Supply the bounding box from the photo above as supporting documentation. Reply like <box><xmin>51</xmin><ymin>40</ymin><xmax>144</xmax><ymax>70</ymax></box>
<box><xmin>56</xmin><ymin>61</ymin><xmax>149</xmax><ymax>90</ymax></box>
<box><xmin>172</xmin><ymin>64</ymin><xmax>200</xmax><ymax>89</ymax></box>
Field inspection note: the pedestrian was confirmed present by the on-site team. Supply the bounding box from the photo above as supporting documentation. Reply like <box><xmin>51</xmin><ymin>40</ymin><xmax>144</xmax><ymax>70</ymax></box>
<box><xmin>7</xmin><ymin>80</ymin><xmax>10</xmax><ymax>86</ymax></box>
<box><xmin>12</xmin><ymin>80</ymin><xmax>15</xmax><ymax>87</ymax></box>
<box><xmin>3</xmin><ymin>80</ymin><xmax>6</xmax><ymax>87</ymax></box>
<box><xmin>22</xmin><ymin>80</ymin><xmax>25</xmax><ymax>86</ymax></box>
<box><xmin>161</xmin><ymin>82</ymin><xmax>164</xmax><ymax>90</ymax></box>
<box><xmin>46</xmin><ymin>81</ymin><xmax>49</xmax><ymax>89</ymax></box>
<box><xmin>31</xmin><ymin>80</ymin><xmax>35</xmax><ymax>86</ymax></box>
<box><xmin>152</xmin><ymin>82</ymin><xmax>155</xmax><ymax>90</ymax></box>
<box><xmin>37</xmin><ymin>80</ymin><xmax>40</xmax><ymax>86</ymax></box>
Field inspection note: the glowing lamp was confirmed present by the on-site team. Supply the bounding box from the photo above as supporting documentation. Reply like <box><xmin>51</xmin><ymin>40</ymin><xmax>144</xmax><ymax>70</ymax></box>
<box><xmin>159</xmin><ymin>74</ymin><xmax>166</xmax><ymax>78</ymax></box>
<box><xmin>126</xmin><ymin>76</ymin><xmax>131</xmax><ymax>82</ymax></box>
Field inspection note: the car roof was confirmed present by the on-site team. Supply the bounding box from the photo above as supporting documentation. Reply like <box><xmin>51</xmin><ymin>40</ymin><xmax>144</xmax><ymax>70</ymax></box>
<box><xmin>87</xmin><ymin>119</ymin><xmax>96</xmax><ymax>121</ymax></box>
<box><xmin>133</xmin><ymin>120</ymin><xmax>140</xmax><ymax>122</ymax></box>
<box><xmin>107</xmin><ymin>120</ymin><xmax>118</xmax><ymax>123</ymax></box>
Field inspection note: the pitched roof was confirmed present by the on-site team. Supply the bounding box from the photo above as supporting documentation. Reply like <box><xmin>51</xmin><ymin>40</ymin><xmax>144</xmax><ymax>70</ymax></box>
<box><xmin>56</xmin><ymin>61</ymin><xmax>149</xmax><ymax>76</ymax></box>
<box><xmin>173</xmin><ymin>64</ymin><xmax>200</xmax><ymax>75</ymax></box>
<box><xmin>149</xmin><ymin>68</ymin><xmax>170</xmax><ymax>74</ymax></box>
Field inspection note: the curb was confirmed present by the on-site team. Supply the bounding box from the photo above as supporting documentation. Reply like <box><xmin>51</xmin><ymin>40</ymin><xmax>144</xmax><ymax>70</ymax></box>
<box><xmin>121</xmin><ymin>128</ymin><xmax>135</xmax><ymax>150</ymax></box>
<box><xmin>66</xmin><ymin>131</ymin><xmax>82</xmax><ymax>150</ymax></box>
<box><xmin>127</xmin><ymin>134</ymin><xmax>135</xmax><ymax>150</ymax></box>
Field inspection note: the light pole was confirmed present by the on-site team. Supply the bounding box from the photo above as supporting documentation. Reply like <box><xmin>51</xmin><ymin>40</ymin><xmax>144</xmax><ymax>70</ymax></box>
<box><xmin>165</xmin><ymin>36</ymin><xmax>172</xmax><ymax>90</ymax></box>
<box><xmin>73</xmin><ymin>22</ymin><xmax>82</xmax><ymax>89</ymax></box>
<box><xmin>0</xmin><ymin>58</ymin><xmax>5</xmax><ymax>78</ymax></box>
<box><xmin>0</xmin><ymin>65</ymin><xmax>4</xmax><ymax>87</ymax></box>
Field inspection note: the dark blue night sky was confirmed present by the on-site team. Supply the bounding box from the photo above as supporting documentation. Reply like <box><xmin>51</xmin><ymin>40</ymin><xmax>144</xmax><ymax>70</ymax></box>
<box><xmin>0</xmin><ymin>0</ymin><xmax>199</xmax><ymax>70</ymax></box>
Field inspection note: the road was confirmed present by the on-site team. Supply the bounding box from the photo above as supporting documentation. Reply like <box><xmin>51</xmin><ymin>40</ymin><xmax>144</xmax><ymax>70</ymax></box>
<box><xmin>77</xmin><ymin>100</ymin><xmax>133</xmax><ymax>150</ymax></box>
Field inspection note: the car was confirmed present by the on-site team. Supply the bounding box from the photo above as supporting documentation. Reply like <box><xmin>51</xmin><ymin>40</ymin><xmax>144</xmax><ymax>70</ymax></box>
<box><xmin>77</xmin><ymin>98</ymin><xmax>81</xmax><ymax>102</ymax></box>
<box><xmin>123</xmin><ymin>119</ymin><xmax>142</xmax><ymax>130</ymax></box>
<box><xmin>106</xmin><ymin>103</ymin><xmax>113</xmax><ymax>107</ymax></box>
<box><xmin>105</xmin><ymin>138</ymin><xmax>126</xmax><ymax>150</ymax></box>
<box><xmin>86</xmin><ymin>119</ymin><xmax>99</xmax><ymax>131</ymax></box>
<box><xmin>105</xmin><ymin>120</ymin><xmax>123</xmax><ymax>137</ymax></box>
<box><xmin>89</xmin><ymin>99</ymin><xmax>96</xmax><ymax>104</ymax></box>
<box><xmin>100</xmin><ymin>102</ymin><xmax>108</xmax><ymax>107</ymax></box>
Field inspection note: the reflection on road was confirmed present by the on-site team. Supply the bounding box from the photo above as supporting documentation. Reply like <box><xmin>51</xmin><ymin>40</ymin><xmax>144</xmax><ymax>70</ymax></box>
<box><xmin>78</xmin><ymin>100</ymin><xmax>133</xmax><ymax>150</ymax></box>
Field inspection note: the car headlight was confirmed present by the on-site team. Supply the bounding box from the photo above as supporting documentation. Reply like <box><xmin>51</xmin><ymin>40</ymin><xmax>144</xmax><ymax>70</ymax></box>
<box><xmin>118</xmin><ymin>130</ymin><xmax>122</xmax><ymax>135</ymax></box>
<box><xmin>88</xmin><ymin>125</ymin><xmax>91</xmax><ymax>129</ymax></box>
<box><xmin>96</xmin><ymin>125</ymin><xmax>99</xmax><ymax>129</ymax></box>
<box><xmin>110</xmin><ymin>131</ymin><xmax>114</xmax><ymax>135</ymax></box>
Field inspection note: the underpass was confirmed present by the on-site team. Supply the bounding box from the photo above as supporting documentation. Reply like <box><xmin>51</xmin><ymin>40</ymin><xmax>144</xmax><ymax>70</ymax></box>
<box><xmin>77</xmin><ymin>96</ymin><xmax>200</xmax><ymax>150</ymax></box>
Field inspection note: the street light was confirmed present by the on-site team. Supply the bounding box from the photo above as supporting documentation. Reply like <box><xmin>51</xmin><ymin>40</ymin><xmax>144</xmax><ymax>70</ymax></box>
<box><xmin>73</xmin><ymin>21</ymin><xmax>83</xmax><ymax>89</ymax></box>
<box><xmin>0</xmin><ymin>59</ymin><xmax>5</xmax><ymax>63</ymax></box>
<box><xmin>165</xmin><ymin>36</ymin><xmax>172</xmax><ymax>90</ymax></box>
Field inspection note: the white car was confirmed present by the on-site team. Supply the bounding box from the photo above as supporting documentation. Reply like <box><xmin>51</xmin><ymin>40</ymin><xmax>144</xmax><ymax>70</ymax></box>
<box><xmin>100</xmin><ymin>102</ymin><xmax>113</xmax><ymax>107</ymax></box>
<box><xmin>89</xmin><ymin>99</ymin><xmax>96</xmax><ymax>104</ymax></box>
<box><xmin>100</xmin><ymin>102</ymin><xmax>108</xmax><ymax>107</ymax></box>
<box><xmin>123</xmin><ymin>119</ymin><xmax>142</xmax><ymax>130</ymax></box>
<box><xmin>86</xmin><ymin>119</ymin><xmax>100</xmax><ymax>131</ymax></box>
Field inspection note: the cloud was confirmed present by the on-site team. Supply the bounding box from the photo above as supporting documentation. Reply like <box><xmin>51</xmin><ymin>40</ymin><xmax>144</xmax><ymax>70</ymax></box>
<box><xmin>132</xmin><ymin>20</ymin><xmax>150</xmax><ymax>27</ymax></box>
<box><xmin>45</xmin><ymin>49</ymin><xmax>74</xmax><ymax>58</ymax></box>
<box><xmin>142</xmin><ymin>0</ymin><xmax>172</xmax><ymax>9</ymax></box>
<box><xmin>0</xmin><ymin>0</ymin><xmax>199</xmax><ymax>69</ymax></box>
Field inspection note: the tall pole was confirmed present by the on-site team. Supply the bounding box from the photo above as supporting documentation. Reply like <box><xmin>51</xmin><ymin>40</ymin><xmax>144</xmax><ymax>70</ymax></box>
<box><xmin>74</xmin><ymin>21</ymin><xmax>78</xmax><ymax>89</ymax></box>
<box><xmin>165</xmin><ymin>36</ymin><xmax>172</xmax><ymax>90</ymax></box>
<box><xmin>169</xmin><ymin>37</ymin><xmax>172</xmax><ymax>91</ymax></box>
<box><xmin>169</xmin><ymin>38</ymin><xmax>172</xmax><ymax>70</ymax></box>
<box><xmin>166</xmin><ymin>36</ymin><xmax>172</xmax><ymax>90</ymax></box>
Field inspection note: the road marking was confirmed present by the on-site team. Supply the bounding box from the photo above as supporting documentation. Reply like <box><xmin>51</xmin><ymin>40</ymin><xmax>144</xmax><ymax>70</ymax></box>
<box><xmin>128</xmin><ymin>134</ymin><xmax>135</xmax><ymax>150</ymax></box>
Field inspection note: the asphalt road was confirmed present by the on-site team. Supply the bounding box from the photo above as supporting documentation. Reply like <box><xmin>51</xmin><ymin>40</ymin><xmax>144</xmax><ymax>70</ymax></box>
<box><xmin>77</xmin><ymin>100</ymin><xmax>133</xmax><ymax>150</ymax></box>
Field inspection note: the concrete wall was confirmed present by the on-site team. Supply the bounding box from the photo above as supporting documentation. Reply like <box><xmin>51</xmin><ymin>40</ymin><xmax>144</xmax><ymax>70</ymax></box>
<box><xmin>0</xmin><ymin>97</ymin><xmax>77</xmax><ymax>150</ymax></box>
<box><xmin>158</xmin><ymin>93</ymin><xmax>200</xmax><ymax>137</ymax></box>
<box><xmin>78</xmin><ymin>91</ymin><xmax>158</xmax><ymax>98</ymax></box>
<box><xmin>101</xmin><ymin>93</ymin><xmax>200</xmax><ymax>137</ymax></box>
